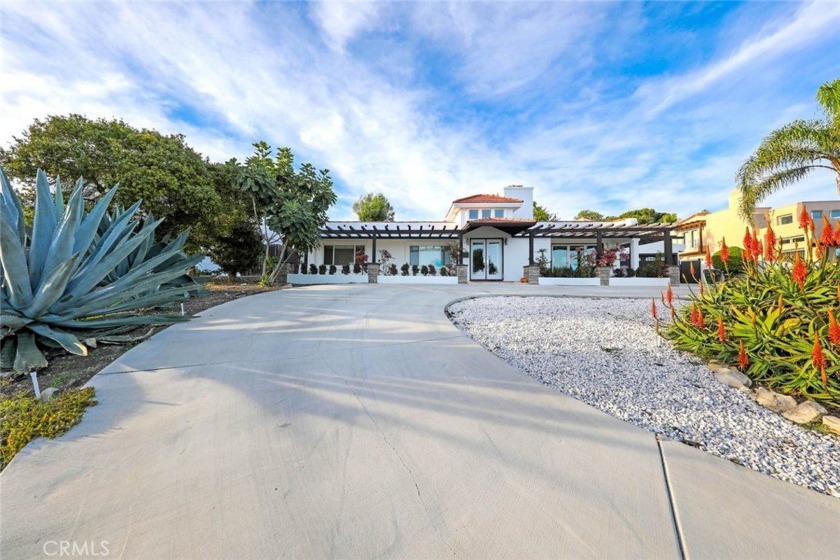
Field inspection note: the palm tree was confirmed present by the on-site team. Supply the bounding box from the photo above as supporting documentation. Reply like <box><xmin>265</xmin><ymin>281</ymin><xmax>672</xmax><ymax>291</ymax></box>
<box><xmin>736</xmin><ymin>78</ymin><xmax>840</xmax><ymax>220</ymax></box>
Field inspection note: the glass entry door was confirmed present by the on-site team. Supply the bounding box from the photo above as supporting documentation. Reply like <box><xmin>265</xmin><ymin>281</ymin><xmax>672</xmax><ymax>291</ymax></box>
<box><xmin>470</xmin><ymin>239</ymin><xmax>503</xmax><ymax>280</ymax></box>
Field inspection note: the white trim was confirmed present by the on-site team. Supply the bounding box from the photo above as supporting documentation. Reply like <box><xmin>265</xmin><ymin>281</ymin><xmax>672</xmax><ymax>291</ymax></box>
<box><xmin>538</xmin><ymin>277</ymin><xmax>600</xmax><ymax>286</ymax></box>
<box><xmin>288</xmin><ymin>274</ymin><xmax>367</xmax><ymax>285</ymax></box>
<box><xmin>610</xmin><ymin>278</ymin><xmax>670</xmax><ymax>287</ymax></box>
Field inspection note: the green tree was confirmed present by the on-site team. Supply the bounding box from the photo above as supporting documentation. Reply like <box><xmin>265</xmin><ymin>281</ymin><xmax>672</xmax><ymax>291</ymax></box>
<box><xmin>352</xmin><ymin>192</ymin><xmax>395</xmax><ymax>221</ymax></box>
<box><xmin>612</xmin><ymin>208</ymin><xmax>678</xmax><ymax>224</ymax></box>
<box><xmin>574</xmin><ymin>209</ymin><xmax>604</xmax><ymax>220</ymax></box>
<box><xmin>0</xmin><ymin>114</ymin><xmax>221</xmax><ymax>252</ymax></box>
<box><xmin>234</xmin><ymin>142</ymin><xmax>336</xmax><ymax>282</ymax></box>
<box><xmin>533</xmin><ymin>201</ymin><xmax>557</xmax><ymax>221</ymax></box>
<box><xmin>207</xmin><ymin>220</ymin><xmax>263</xmax><ymax>277</ymax></box>
<box><xmin>736</xmin><ymin>78</ymin><xmax>840</xmax><ymax>219</ymax></box>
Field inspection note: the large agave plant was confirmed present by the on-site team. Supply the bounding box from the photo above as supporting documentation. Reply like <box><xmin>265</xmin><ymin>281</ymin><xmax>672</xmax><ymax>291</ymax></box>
<box><xmin>0</xmin><ymin>168</ymin><xmax>203</xmax><ymax>372</ymax></box>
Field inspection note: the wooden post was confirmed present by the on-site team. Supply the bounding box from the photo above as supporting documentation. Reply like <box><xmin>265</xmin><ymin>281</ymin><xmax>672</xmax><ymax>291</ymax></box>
<box><xmin>529</xmin><ymin>232</ymin><xmax>535</xmax><ymax>266</ymax></box>
<box><xmin>663</xmin><ymin>230</ymin><xmax>673</xmax><ymax>265</ymax></box>
<box><xmin>596</xmin><ymin>231</ymin><xmax>604</xmax><ymax>262</ymax></box>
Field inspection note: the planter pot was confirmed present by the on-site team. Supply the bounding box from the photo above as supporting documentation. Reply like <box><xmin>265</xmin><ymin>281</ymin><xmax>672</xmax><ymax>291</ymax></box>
<box><xmin>609</xmin><ymin>278</ymin><xmax>670</xmax><ymax>287</ymax></box>
<box><xmin>538</xmin><ymin>277</ymin><xmax>600</xmax><ymax>286</ymax></box>
<box><xmin>378</xmin><ymin>275</ymin><xmax>458</xmax><ymax>285</ymax></box>
<box><xmin>288</xmin><ymin>273</ymin><xmax>367</xmax><ymax>285</ymax></box>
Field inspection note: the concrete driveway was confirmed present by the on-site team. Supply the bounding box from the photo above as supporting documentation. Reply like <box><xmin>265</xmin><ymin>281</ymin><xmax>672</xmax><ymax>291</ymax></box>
<box><xmin>2</xmin><ymin>284</ymin><xmax>838</xmax><ymax>559</ymax></box>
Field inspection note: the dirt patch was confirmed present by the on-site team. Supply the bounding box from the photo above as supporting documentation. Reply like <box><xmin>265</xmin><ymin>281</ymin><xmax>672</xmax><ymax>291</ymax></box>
<box><xmin>1</xmin><ymin>281</ymin><xmax>282</xmax><ymax>399</ymax></box>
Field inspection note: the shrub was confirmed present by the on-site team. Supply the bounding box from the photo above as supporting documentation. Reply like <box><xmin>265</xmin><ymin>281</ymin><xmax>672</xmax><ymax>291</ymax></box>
<box><xmin>355</xmin><ymin>250</ymin><xmax>368</xmax><ymax>266</ymax></box>
<box><xmin>353</xmin><ymin>263</ymin><xmax>361</xmax><ymax>274</ymax></box>
<box><xmin>207</xmin><ymin>220</ymin><xmax>262</xmax><ymax>277</ymax></box>
<box><xmin>401</xmin><ymin>263</ymin><xmax>410</xmax><ymax>276</ymax></box>
<box><xmin>309</xmin><ymin>264</ymin><xmax>318</xmax><ymax>275</ymax></box>
<box><xmin>328</xmin><ymin>265</ymin><xmax>337</xmax><ymax>275</ymax></box>
<box><xmin>637</xmin><ymin>253</ymin><xmax>668</xmax><ymax>278</ymax></box>
<box><xmin>440</xmin><ymin>267</ymin><xmax>449</xmax><ymax>277</ymax></box>
<box><xmin>421</xmin><ymin>265</ymin><xmax>429</xmax><ymax>276</ymax></box>
<box><xmin>318</xmin><ymin>264</ymin><xmax>327</xmax><ymax>275</ymax></box>
<box><xmin>1</xmin><ymin>387</ymin><xmax>97</xmax><ymax>470</ymax></box>
<box><xmin>661</xmin><ymin>223</ymin><xmax>840</xmax><ymax>404</ymax></box>
<box><xmin>713</xmin><ymin>246</ymin><xmax>745</xmax><ymax>274</ymax></box>
<box><xmin>626</xmin><ymin>267</ymin><xmax>636</xmax><ymax>278</ymax></box>
<box><xmin>429</xmin><ymin>265</ymin><xmax>437</xmax><ymax>276</ymax></box>
<box><xmin>412</xmin><ymin>264</ymin><xmax>419</xmax><ymax>276</ymax></box>
<box><xmin>388</xmin><ymin>264</ymin><xmax>398</xmax><ymax>276</ymax></box>
<box><xmin>341</xmin><ymin>264</ymin><xmax>350</xmax><ymax>275</ymax></box>
<box><xmin>298</xmin><ymin>263</ymin><xmax>306</xmax><ymax>274</ymax></box>
<box><xmin>0</xmin><ymin>169</ymin><xmax>201</xmax><ymax>372</ymax></box>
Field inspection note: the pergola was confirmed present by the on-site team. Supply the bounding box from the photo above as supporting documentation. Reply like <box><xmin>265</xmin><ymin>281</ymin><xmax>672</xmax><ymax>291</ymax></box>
<box><xmin>515</xmin><ymin>222</ymin><xmax>679</xmax><ymax>266</ymax></box>
<box><xmin>315</xmin><ymin>221</ymin><xmax>679</xmax><ymax>267</ymax></box>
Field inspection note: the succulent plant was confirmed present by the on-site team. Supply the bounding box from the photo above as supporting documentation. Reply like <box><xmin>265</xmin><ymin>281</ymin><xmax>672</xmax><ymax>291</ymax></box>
<box><xmin>1</xmin><ymin>168</ymin><xmax>203</xmax><ymax>372</ymax></box>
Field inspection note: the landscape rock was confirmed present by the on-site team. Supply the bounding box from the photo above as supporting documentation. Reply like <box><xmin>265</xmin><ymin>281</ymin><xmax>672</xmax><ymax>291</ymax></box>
<box><xmin>822</xmin><ymin>416</ymin><xmax>840</xmax><ymax>436</ymax></box>
<box><xmin>448</xmin><ymin>296</ymin><xmax>840</xmax><ymax>498</ymax></box>
<box><xmin>754</xmin><ymin>387</ymin><xmax>797</xmax><ymax>413</ymax></box>
<box><xmin>39</xmin><ymin>387</ymin><xmax>59</xmax><ymax>401</ymax></box>
<box><xmin>783</xmin><ymin>401</ymin><xmax>827</xmax><ymax>424</ymax></box>
<box><xmin>714</xmin><ymin>368</ymin><xmax>752</xmax><ymax>389</ymax></box>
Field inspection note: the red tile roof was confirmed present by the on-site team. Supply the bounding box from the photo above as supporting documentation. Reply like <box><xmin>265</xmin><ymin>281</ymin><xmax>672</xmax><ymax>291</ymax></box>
<box><xmin>452</xmin><ymin>194</ymin><xmax>523</xmax><ymax>204</ymax></box>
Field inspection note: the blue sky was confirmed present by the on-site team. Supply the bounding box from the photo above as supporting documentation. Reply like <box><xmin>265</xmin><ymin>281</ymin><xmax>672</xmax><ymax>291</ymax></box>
<box><xmin>1</xmin><ymin>1</ymin><xmax>838</xmax><ymax>221</ymax></box>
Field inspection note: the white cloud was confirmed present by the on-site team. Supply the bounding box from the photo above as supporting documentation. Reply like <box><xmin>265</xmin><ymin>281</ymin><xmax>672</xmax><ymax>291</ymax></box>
<box><xmin>311</xmin><ymin>1</ymin><xmax>386</xmax><ymax>53</ymax></box>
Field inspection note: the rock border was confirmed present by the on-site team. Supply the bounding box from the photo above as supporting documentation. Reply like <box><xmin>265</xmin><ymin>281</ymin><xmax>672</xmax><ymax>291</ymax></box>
<box><xmin>707</xmin><ymin>360</ymin><xmax>838</xmax><ymax>436</ymax></box>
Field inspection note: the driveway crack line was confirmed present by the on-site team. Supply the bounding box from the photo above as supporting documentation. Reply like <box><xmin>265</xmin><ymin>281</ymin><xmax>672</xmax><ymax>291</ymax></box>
<box><xmin>657</xmin><ymin>436</ymin><xmax>687</xmax><ymax>560</ymax></box>
<box><xmin>348</xmin><ymin>385</ymin><xmax>460</xmax><ymax>559</ymax></box>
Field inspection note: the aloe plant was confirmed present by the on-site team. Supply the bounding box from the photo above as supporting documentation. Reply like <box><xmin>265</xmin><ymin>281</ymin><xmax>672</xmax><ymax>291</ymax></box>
<box><xmin>1</xmin><ymin>168</ymin><xmax>203</xmax><ymax>372</ymax></box>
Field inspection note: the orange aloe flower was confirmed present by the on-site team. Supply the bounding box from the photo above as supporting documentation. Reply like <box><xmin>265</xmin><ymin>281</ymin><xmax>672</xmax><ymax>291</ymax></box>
<box><xmin>763</xmin><ymin>224</ymin><xmax>777</xmax><ymax>262</ymax></box>
<box><xmin>812</xmin><ymin>334</ymin><xmax>827</xmax><ymax>387</ymax></box>
<box><xmin>828</xmin><ymin>310</ymin><xmax>840</xmax><ymax>346</ymax></box>
<box><xmin>752</xmin><ymin>227</ymin><xmax>763</xmax><ymax>260</ymax></box>
<box><xmin>704</xmin><ymin>246</ymin><xmax>712</xmax><ymax>269</ymax></box>
<box><xmin>720</xmin><ymin>238</ymin><xmax>729</xmax><ymax>262</ymax></box>
<box><xmin>791</xmin><ymin>252</ymin><xmax>807</xmax><ymax>289</ymax></box>
<box><xmin>743</xmin><ymin>228</ymin><xmax>753</xmax><ymax>260</ymax></box>
<box><xmin>833</xmin><ymin>220</ymin><xmax>840</xmax><ymax>246</ymax></box>
<box><xmin>738</xmin><ymin>340</ymin><xmax>749</xmax><ymax>370</ymax></box>
<box><xmin>820</xmin><ymin>215</ymin><xmax>834</xmax><ymax>247</ymax></box>
<box><xmin>665</xmin><ymin>283</ymin><xmax>673</xmax><ymax>306</ymax></box>
<box><xmin>650</xmin><ymin>298</ymin><xmax>658</xmax><ymax>320</ymax></box>
<box><xmin>798</xmin><ymin>204</ymin><xmax>813</xmax><ymax>231</ymax></box>
<box><xmin>716</xmin><ymin>316</ymin><xmax>726</xmax><ymax>341</ymax></box>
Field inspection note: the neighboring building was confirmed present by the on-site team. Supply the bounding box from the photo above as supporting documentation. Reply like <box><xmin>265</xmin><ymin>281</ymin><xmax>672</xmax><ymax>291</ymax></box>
<box><xmin>675</xmin><ymin>189</ymin><xmax>840</xmax><ymax>270</ymax></box>
<box><xmin>303</xmin><ymin>185</ymin><xmax>680</xmax><ymax>282</ymax></box>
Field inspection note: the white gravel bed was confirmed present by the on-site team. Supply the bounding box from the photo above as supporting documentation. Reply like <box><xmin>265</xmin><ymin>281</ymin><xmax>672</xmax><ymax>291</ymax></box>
<box><xmin>448</xmin><ymin>296</ymin><xmax>839</xmax><ymax>498</ymax></box>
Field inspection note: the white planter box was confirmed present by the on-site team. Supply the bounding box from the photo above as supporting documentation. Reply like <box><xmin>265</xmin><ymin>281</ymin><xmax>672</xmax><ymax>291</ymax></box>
<box><xmin>538</xmin><ymin>277</ymin><xmax>600</xmax><ymax>286</ymax></box>
<box><xmin>378</xmin><ymin>275</ymin><xmax>458</xmax><ymax>285</ymax></box>
<box><xmin>288</xmin><ymin>273</ymin><xmax>367</xmax><ymax>285</ymax></box>
<box><xmin>610</xmin><ymin>278</ymin><xmax>670</xmax><ymax>287</ymax></box>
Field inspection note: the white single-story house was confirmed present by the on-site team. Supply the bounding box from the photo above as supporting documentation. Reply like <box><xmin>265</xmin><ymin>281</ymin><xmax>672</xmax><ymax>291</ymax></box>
<box><xmin>296</xmin><ymin>186</ymin><xmax>683</xmax><ymax>284</ymax></box>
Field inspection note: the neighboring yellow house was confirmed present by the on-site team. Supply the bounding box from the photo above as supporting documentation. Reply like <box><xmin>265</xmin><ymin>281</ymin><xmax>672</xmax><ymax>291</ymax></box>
<box><xmin>676</xmin><ymin>189</ymin><xmax>840</xmax><ymax>268</ymax></box>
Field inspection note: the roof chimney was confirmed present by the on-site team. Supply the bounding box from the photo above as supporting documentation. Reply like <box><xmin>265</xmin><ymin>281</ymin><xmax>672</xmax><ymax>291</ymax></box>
<box><xmin>505</xmin><ymin>185</ymin><xmax>533</xmax><ymax>219</ymax></box>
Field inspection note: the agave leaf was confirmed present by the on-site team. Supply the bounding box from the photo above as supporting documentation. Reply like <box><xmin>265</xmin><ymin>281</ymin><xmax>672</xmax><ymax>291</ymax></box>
<box><xmin>0</xmin><ymin>168</ymin><xmax>26</xmax><ymax>243</ymax></box>
<box><xmin>50</xmin><ymin>314</ymin><xmax>187</xmax><ymax>329</ymax></box>
<box><xmin>13</xmin><ymin>331</ymin><xmax>48</xmax><ymax>371</ymax></box>
<box><xmin>23</xmin><ymin>254</ymin><xmax>81</xmax><ymax>318</ymax></box>
<box><xmin>28</xmin><ymin>170</ymin><xmax>59</xmax><ymax>289</ymax></box>
<box><xmin>53</xmin><ymin>176</ymin><xmax>65</xmax><ymax>216</ymax></box>
<box><xmin>0</xmin><ymin>338</ymin><xmax>15</xmax><ymax>369</ymax></box>
<box><xmin>0</xmin><ymin>202</ymin><xmax>34</xmax><ymax>308</ymax></box>
<box><xmin>73</xmin><ymin>183</ymin><xmax>118</xmax><ymax>255</ymax></box>
<box><xmin>70</xmin><ymin>200</ymin><xmax>142</xmax><ymax>284</ymax></box>
<box><xmin>40</xmin><ymin>180</ymin><xmax>85</xmax><ymax>282</ymax></box>
<box><xmin>28</xmin><ymin>324</ymin><xmax>87</xmax><ymax>356</ymax></box>
<box><xmin>98</xmin><ymin>328</ymin><xmax>156</xmax><ymax>344</ymax></box>
<box><xmin>58</xmin><ymin>225</ymin><xmax>158</xmax><ymax>306</ymax></box>
<box><xmin>1</xmin><ymin>314</ymin><xmax>32</xmax><ymax>330</ymax></box>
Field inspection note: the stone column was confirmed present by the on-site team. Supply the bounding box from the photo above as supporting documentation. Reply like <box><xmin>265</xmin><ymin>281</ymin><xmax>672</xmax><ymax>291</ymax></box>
<box><xmin>524</xmin><ymin>265</ymin><xmax>540</xmax><ymax>284</ymax></box>
<box><xmin>667</xmin><ymin>265</ymin><xmax>681</xmax><ymax>285</ymax></box>
<box><xmin>367</xmin><ymin>263</ymin><xmax>380</xmax><ymax>284</ymax></box>
<box><xmin>597</xmin><ymin>266</ymin><xmax>611</xmax><ymax>286</ymax></box>
<box><xmin>456</xmin><ymin>265</ymin><xmax>468</xmax><ymax>284</ymax></box>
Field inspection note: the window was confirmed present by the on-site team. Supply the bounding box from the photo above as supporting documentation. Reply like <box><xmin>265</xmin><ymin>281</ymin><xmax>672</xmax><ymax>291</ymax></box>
<box><xmin>686</xmin><ymin>229</ymin><xmax>699</xmax><ymax>250</ymax></box>
<box><xmin>409</xmin><ymin>245</ymin><xmax>452</xmax><ymax>267</ymax></box>
<box><xmin>778</xmin><ymin>214</ymin><xmax>793</xmax><ymax>225</ymax></box>
<box><xmin>481</xmin><ymin>209</ymin><xmax>491</xmax><ymax>218</ymax></box>
<box><xmin>551</xmin><ymin>244</ymin><xmax>595</xmax><ymax>270</ymax></box>
<box><xmin>831</xmin><ymin>210</ymin><xmax>840</xmax><ymax>219</ymax></box>
<box><xmin>494</xmin><ymin>209</ymin><xmax>504</xmax><ymax>218</ymax></box>
<box><xmin>468</xmin><ymin>209</ymin><xmax>478</xmax><ymax>219</ymax></box>
<box><xmin>811</xmin><ymin>210</ymin><xmax>823</xmax><ymax>219</ymax></box>
<box><xmin>324</xmin><ymin>244</ymin><xmax>365</xmax><ymax>265</ymax></box>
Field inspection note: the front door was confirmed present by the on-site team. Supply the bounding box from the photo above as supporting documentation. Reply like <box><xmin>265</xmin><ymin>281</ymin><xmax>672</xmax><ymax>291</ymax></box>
<box><xmin>470</xmin><ymin>239</ymin><xmax>503</xmax><ymax>281</ymax></box>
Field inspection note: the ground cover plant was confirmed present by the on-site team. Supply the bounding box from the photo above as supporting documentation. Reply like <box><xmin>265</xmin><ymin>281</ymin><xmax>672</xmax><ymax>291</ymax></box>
<box><xmin>661</xmin><ymin>212</ymin><xmax>840</xmax><ymax>405</ymax></box>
